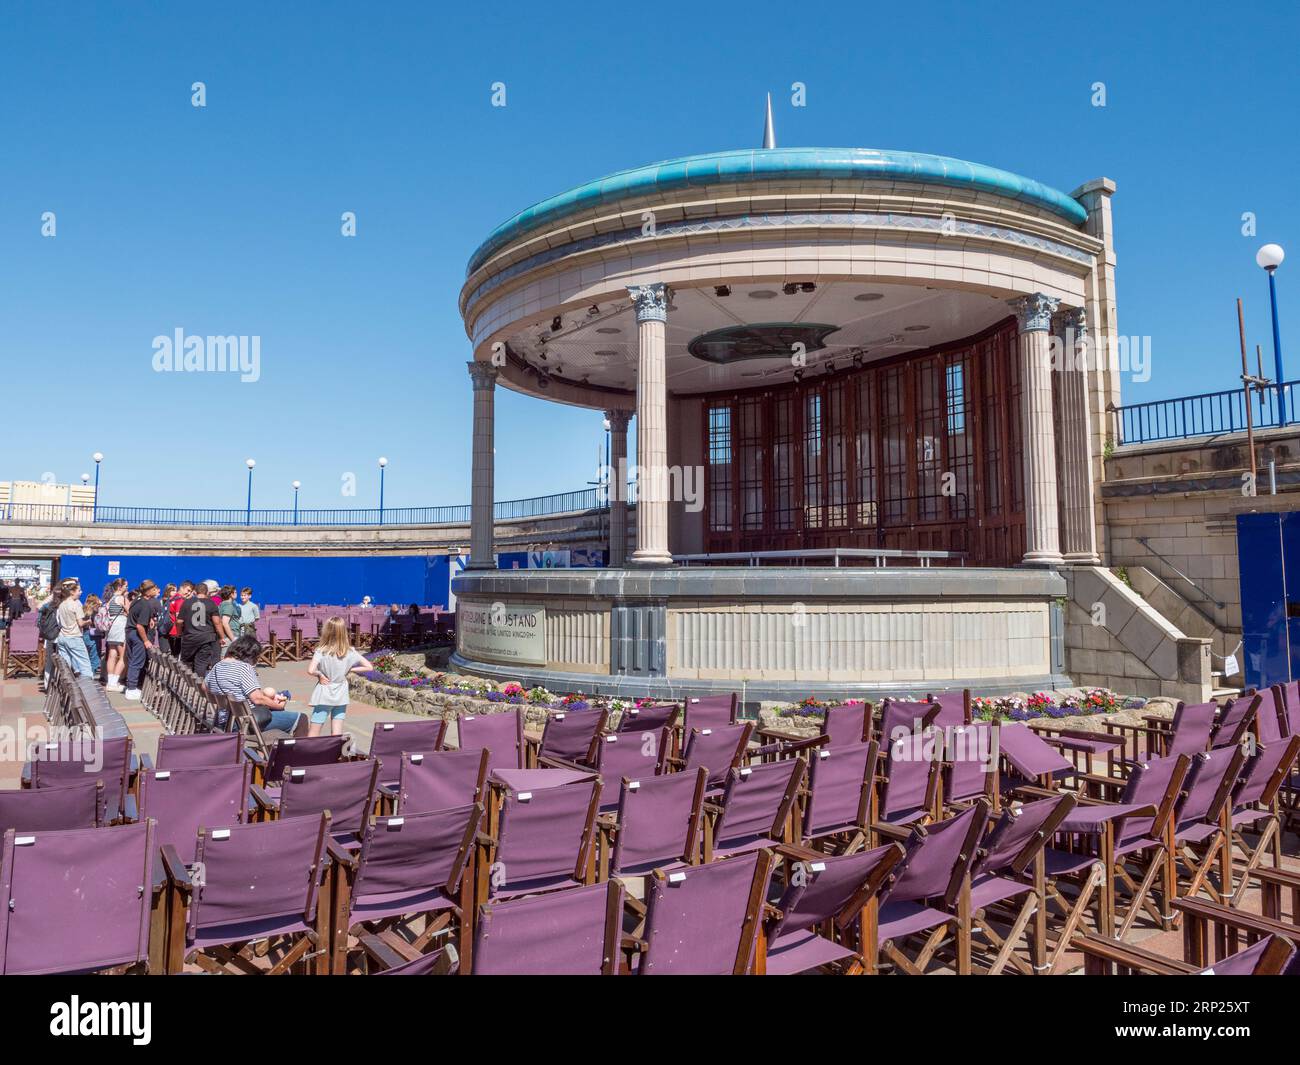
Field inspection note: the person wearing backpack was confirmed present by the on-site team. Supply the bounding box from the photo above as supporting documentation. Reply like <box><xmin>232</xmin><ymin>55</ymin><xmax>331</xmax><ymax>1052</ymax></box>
<box><xmin>37</xmin><ymin>588</ymin><xmax>64</xmax><ymax>692</ymax></box>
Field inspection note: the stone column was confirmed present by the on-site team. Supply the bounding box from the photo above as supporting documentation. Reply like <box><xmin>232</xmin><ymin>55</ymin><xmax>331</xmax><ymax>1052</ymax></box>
<box><xmin>466</xmin><ymin>360</ymin><xmax>498</xmax><ymax>570</ymax></box>
<box><xmin>1008</xmin><ymin>294</ymin><xmax>1064</xmax><ymax>567</ymax></box>
<box><xmin>605</xmin><ymin>409</ymin><xmax>631</xmax><ymax>566</ymax></box>
<box><xmin>1055</xmin><ymin>307</ymin><xmax>1101</xmax><ymax>563</ymax></box>
<box><xmin>628</xmin><ymin>283</ymin><xmax>673</xmax><ymax>566</ymax></box>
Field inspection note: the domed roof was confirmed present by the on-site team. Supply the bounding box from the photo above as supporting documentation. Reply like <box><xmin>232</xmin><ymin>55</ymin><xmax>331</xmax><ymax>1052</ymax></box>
<box><xmin>466</xmin><ymin>146</ymin><xmax>1089</xmax><ymax>275</ymax></box>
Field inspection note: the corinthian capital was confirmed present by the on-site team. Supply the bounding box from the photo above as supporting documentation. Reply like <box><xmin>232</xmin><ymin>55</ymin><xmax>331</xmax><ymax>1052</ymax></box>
<box><xmin>628</xmin><ymin>283</ymin><xmax>670</xmax><ymax>323</ymax></box>
<box><xmin>467</xmin><ymin>360</ymin><xmax>499</xmax><ymax>390</ymax></box>
<box><xmin>1007</xmin><ymin>293</ymin><xmax>1061</xmax><ymax>333</ymax></box>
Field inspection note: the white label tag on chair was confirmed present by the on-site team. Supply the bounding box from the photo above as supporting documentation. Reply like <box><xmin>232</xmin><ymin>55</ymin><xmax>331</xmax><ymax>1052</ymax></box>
<box><xmin>211</xmin><ymin>829</ymin><xmax>231</xmax><ymax>840</ymax></box>
<box><xmin>517</xmin><ymin>792</ymin><xmax>533</xmax><ymax>802</ymax></box>
<box><xmin>382</xmin><ymin>723</ymin><xmax>395</xmax><ymax>731</ymax></box>
<box><xmin>283</xmin><ymin>739</ymin><xmax>296</xmax><ymax>746</ymax></box>
<box><xmin>701</xmin><ymin>729</ymin><xmax>713</xmax><ymax>736</ymax></box>
<box><xmin>555</xmin><ymin>713</ymin><xmax>565</xmax><ymax>721</ymax></box>
<box><xmin>739</xmin><ymin>767</ymin><xmax>752</xmax><ymax>777</ymax></box>
<box><xmin>14</xmin><ymin>837</ymin><xmax>35</xmax><ymax>847</ymax></box>
<box><xmin>689</xmin><ymin>699</ymin><xmax>700</xmax><ymax>704</ymax></box>
<box><xmin>410</xmin><ymin>754</ymin><xmax>424</xmax><ymax>764</ymax></box>
<box><xmin>628</xmin><ymin>708</ymin><xmax>639</xmax><ymax>716</ymax></box>
<box><xmin>628</xmin><ymin>780</ymin><xmax>641</xmax><ymax>790</ymax></box>
<box><xmin>387</xmin><ymin>818</ymin><xmax>404</xmax><ymax>827</ymax></box>
<box><xmin>818</xmin><ymin>749</ymin><xmax>830</xmax><ymax>759</ymax></box>
<box><xmin>156</xmin><ymin>771</ymin><xmax>171</xmax><ymax>780</ymax></box>
<box><xmin>810</xmin><ymin>862</ymin><xmax>826</xmax><ymax>872</ymax></box>
<box><xmin>291</xmin><ymin>769</ymin><xmax>306</xmax><ymax>779</ymax></box>
<box><xmin>464</xmin><ymin>715</ymin><xmax>476</xmax><ymax>722</ymax></box>
<box><xmin>605</xmin><ymin>735</ymin><xmax>618</xmax><ymax>743</ymax></box>
<box><xmin>668</xmin><ymin>871</ymin><xmax>687</xmax><ymax>883</ymax></box>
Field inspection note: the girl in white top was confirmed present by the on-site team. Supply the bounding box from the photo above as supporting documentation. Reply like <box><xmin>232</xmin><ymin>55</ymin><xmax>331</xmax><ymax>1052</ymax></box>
<box><xmin>102</xmin><ymin>578</ymin><xmax>129</xmax><ymax>690</ymax></box>
<box><xmin>305</xmin><ymin>616</ymin><xmax>373</xmax><ymax>737</ymax></box>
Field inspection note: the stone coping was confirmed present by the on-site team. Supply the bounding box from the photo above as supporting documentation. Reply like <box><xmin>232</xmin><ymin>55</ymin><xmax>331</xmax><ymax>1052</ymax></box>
<box><xmin>451</xmin><ymin>564</ymin><xmax>1066</xmax><ymax>601</ymax></box>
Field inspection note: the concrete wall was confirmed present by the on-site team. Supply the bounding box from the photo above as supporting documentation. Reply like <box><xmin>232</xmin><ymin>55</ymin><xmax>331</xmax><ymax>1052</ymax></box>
<box><xmin>1063</xmin><ymin>565</ymin><xmax>1211</xmax><ymax>703</ymax></box>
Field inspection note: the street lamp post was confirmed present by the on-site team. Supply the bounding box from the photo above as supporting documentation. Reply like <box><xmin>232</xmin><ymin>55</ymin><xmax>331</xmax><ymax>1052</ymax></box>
<box><xmin>92</xmin><ymin>453</ymin><xmax>103</xmax><ymax>523</ymax></box>
<box><xmin>378</xmin><ymin>457</ymin><xmax>388</xmax><ymax>524</ymax></box>
<box><xmin>1258</xmin><ymin>243</ymin><xmax>1287</xmax><ymax>425</ymax></box>
<box><xmin>292</xmin><ymin>480</ymin><xmax>301</xmax><ymax>526</ymax></box>
<box><xmin>245</xmin><ymin>459</ymin><xmax>256</xmax><ymax>525</ymax></box>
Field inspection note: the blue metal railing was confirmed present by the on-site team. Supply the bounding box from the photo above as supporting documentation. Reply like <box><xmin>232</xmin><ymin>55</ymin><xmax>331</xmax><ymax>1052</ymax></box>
<box><xmin>0</xmin><ymin>488</ymin><xmax>602</xmax><ymax>527</ymax></box>
<box><xmin>1112</xmin><ymin>380</ymin><xmax>1300</xmax><ymax>445</ymax></box>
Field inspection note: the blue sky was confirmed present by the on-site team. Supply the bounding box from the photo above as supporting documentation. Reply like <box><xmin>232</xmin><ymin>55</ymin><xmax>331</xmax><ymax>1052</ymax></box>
<box><xmin>2</xmin><ymin>0</ymin><xmax>1296</xmax><ymax>510</ymax></box>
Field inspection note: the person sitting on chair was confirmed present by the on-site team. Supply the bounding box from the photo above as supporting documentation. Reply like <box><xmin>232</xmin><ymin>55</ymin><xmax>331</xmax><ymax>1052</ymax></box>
<box><xmin>204</xmin><ymin>635</ymin><xmax>306</xmax><ymax>736</ymax></box>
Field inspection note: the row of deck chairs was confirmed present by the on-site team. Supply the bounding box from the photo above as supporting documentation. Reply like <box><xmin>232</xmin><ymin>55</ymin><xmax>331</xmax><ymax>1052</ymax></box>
<box><xmin>0</xmin><ymin>705</ymin><xmax>1295</xmax><ymax>975</ymax></box>
<box><xmin>4</xmin><ymin>682</ymin><xmax>1298</xmax><ymax>974</ymax></box>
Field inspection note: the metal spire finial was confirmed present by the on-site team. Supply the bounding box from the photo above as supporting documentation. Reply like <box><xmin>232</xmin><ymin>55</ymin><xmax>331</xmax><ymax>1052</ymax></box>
<box><xmin>761</xmin><ymin>92</ymin><xmax>776</xmax><ymax>149</ymax></box>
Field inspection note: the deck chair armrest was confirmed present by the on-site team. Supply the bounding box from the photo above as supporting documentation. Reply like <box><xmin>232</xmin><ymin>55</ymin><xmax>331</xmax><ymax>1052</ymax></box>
<box><xmin>537</xmin><ymin>754</ymin><xmax>588</xmax><ymax>772</ymax></box>
<box><xmin>357</xmin><ymin>932</ymin><xmax>421</xmax><ymax>970</ymax></box>
<box><xmin>871</xmin><ymin>821</ymin><xmax>913</xmax><ymax>842</ymax></box>
<box><xmin>249</xmin><ymin>783</ymin><xmax>279</xmax><ymax>814</ymax></box>
<box><xmin>620</xmin><ymin>935</ymin><xmax>648</xmax><ymax>955</ymax></box>
<box><xmin>159</xmin><ymin>844</ymin><xmax>194</xmax><ymax>889</ymax></box>
<box><xmin>1070</xmin><ymin>932</ymin><xmax>1199</xmax><ymax>974</ymax></box>
<box><xmin>137</xmin><ymin>753</ymin><xmax>154</xmax><ymax>772</ymax></box>
<box><xmin>1075</xmin><ymin>770</ymin><xmax>1127</xmax><ymax>793</ymax></box>
<box><xmin>752</xmin><ymin>726</ymin><xmax>812</xmax><ymax>744</ymax></box>
<box><xmin>1012</xmin><ymin>784</ymin><xmax>1062</xmax><ymax>801</ymax></box>
<box><xmin>1059</xmin><ymin>802</ymin><xmax>1157</xmax><ymax>833</ymax></box>
<box><xmin>325</xmin><ymin>838</ymin><xmax>359</xmax><ymax>870</ymax></box>
<box><xmin>243</xmin><ymin>746</ymin><xmax>267</xmax><ymax>766</ymax></box>
<box><xmin>664</xmin><ymin>755</ymin><xmax>687</xmax><ymax>770</ymax></box>
<box><xmin>376</xmin><ymin>782</ymin><xmax>399</xmax><ymax>801</ymax></box>
<box><xmin>775</xmin><ymin>842</ymin><xmax>834</xmax><ymax>863</ymax></box>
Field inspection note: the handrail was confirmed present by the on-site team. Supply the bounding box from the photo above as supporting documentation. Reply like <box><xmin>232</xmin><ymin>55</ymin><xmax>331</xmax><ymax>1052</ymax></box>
<box><xmin>1134</xmin><ymin>536</ymin><xmax>1226</xmax><ymax>611</ymax></box>
<box><xmin>1111</xmin><ymin>380</ymin><xmax>1300</xmax><ymax>445</ymax></box>
<box><xmin>0</xmin><ymin>488</ymin><xmax>602</xmax><ymax>528</ymax></box>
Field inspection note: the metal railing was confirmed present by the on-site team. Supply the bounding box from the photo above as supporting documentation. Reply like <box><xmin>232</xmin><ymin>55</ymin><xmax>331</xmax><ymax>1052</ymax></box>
<box><xmin>1112</xmin><ymin>380</ymin><xmax>1300</xmax><ymax>445</ymax></box>
<box><xmin>0</xmin><ymin>488</ymin><xmax>602</xmax><ymax>528</ymax></box>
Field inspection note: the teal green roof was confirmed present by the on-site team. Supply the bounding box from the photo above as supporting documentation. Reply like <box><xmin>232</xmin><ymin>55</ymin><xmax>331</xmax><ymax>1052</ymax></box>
<box><xmin>466</xmin><ymin>147</ymin><xmax>1089</xmax><ymax>275</ymax></box>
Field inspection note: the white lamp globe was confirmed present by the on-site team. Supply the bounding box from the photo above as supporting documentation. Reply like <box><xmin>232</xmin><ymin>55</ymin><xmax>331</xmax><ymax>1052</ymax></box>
<box><xmin>246</xmin><ymin>458</ymin><xmax>256</xmax><ymax>469</ymax></box>
<box><xmin>292</xmin><ymin>480</ymin><xmax>301</xmax><ymax>490</ymax></box>
<box><xmin>92</xmin><ymin>452</ymin><xmax>103</xmax><ymax>463</ymax></box>
<box><xmin>378</xmin><ymin>457</ymin><xmax>388</xmax><ymax>468</ymax></box>
<box><xmin>1257</xmin><ymin>244</ymin><xmax>1285</xmax><ymax>271</ymax></box>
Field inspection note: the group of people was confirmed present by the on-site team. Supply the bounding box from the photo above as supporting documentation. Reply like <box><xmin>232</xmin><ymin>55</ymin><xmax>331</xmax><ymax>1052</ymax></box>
<box><xmin>34</xmin><ymin>577</ymin><xmax>374</xmax><ymax>738</ymax></box>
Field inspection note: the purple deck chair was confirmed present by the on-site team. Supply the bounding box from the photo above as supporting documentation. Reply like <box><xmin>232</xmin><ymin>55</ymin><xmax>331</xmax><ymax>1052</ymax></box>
<box><xmin>944</xmin><ymin>722</ymin><xmax>995</xmax><ymax>806</ymax></box>
<box><xmin>457</xmin><ymin>708</ymin><xmax>525</xmax><ymax>775</ymax></box>
<box><xmin>1199</xmin><ymin>933</ymin><xmax>1297</xmax><ymax>975</ymax></box>
<box><xmin>1054</xmin><ymin>753</ymin><xmax>1189</xmax><ymax>938</ymax></box>
<box><xmin>369</xmin><ymin>719</ymin><xmax>448</xmax><ymax>789</ymax></box>
<box><xmin>877</xmin><ymin>800</ymin><xmax>990</xmax><ymax>975</ymax></box>
<box><xmin>589</xmin><ymin>727</ymin><xmax>671</xmax><ymax>813</ymax></box>
<box><xmin>1146</xmin><ymin>700</ymin><xmax>1218</xmax><ymax>761</ymax></box>
<box><xmin>928</xmin><ymin>689</ymin><xmax>971</xmax><ymax>728</ymax></box>
<box><xmin>482</xmin><ymin>777</ymin><xmax>602</xmax><ymax>903</ymax></box>
<box><xmin>2</xmin><ymin>623</ymin><xmax>42</xmax><ymax>677</ymax></box>
<box><xmin>396</xmin><ymin>748</ymin><xmax>489</xmax><ymax>815</ymax></box>
<box><xmin>0</xmin><ymin>780</ymin><xmax>103</xmax><ymax>836</ymax></box>
<box><xmin>27</xmin><ymin>735</ymin><xmax>134</xmax><ymax>823</ymax></box>
<box><xmin>764</xmin><ymin>843</ymin><xmax>904</xmax><ymax>974</ymax></box>
<box><xmin>1211</xmin><ymin>693</ymin><xmax>1259</xmax><ymax>750</ymax></box>
<box><xmin>139</xmin><ymin>763</ymin><xmax>250</xmax><ymax>862</ymax></box>
<box><xmin>802</xmin><ymin>741</ymin><xmax>879</xmax><ymax>852</ymax></box>
<box><xmin>878</xmin><ymin>723</ymin><xmax>940</xmax><ymax>827</ymax></box>
<box><xmin>634</xmin><ymin>848</ymin><xmax>775</xmax><ymax>975</ymax></box>
<box><xmin>609</xmin><ymin>768</ymin><xmax>707</xmax><ymax>878</ymax></box>
<box><xmin>878</xmin><ymin>698</ymin><xmax>940</xmax><ymax>743</ymax></box>
<box><xmin>709</xmin><ymin>757</ymin><xmax>806</xmax><ymax>860</ymax></box>
<box><xmin>1168</xmin><ymin>746</ymin><xmax>1248</xmax><ymax>902</ymax></box>
<box><xmin>155</xmin><ymin>731</ymin><xmax>245</xmax><ymax>770</ymax></box>
<box><xmin>0</xmin><ymin>822</ymin><xmax>158</xmax><ymax>974</ymax></box>
<box><xmin>679</xmin><ymin>721</ymin><xmax>754</xmax><ymax>791</ymax></box>
<box><xmin>334</xmin><ymin>802</ymin><xmax>483</xmax><ymax>975</ymax></box>
<box><xmin>536</xmin><ymin>707</ymin><xmax>609</xmax><ymax>768</ymax></box>
<box><xmin>997</xmin><ymin>722</ymin><xmax>1076</xmax><ymax>787</ymax></box>
<box><xmin>821</xmin><ymin>701</ymin><xmax>870</xmax><ymax>747</ymax></box>
<box><xmin>682</xmin><ymin>693</ymin><xmax>738</xmax><ymax>734</ymax></box>
<box><xmin>617</xmin><ymin>702</ymin><xmax>679</xmax><ymax>734</ymax></box>
<box><xmin>174</xmin><ymin>812</ymin><xmax>330</xmax><ymax>974</ymax></box>
<box><xmin>260</xmin><ymin>733</ymin><xmax>349</xmax><ymax>786</ymax></box>
<box><xmin>260</xmin><ymin>758</ymin><xmax>381</xmax><ymax>844</ymax></box>
<box><xmin>1252</xmin><ymin>687</ymin><xmax>1288</xmax><ymax>745</ymax></box>
<box><xmin>1225</xmin><ymin>734</ymin><xmax>1300</xmax><ymax>901</ymax></box>
<box><xmin>965</xmin><ymin>794</ymin><xmax>1076</xmax><ymax>974</ymax></box>
<box><xmin>474</xmin><ymin>880</ymin><xmax>624</xmax><ymax>975</ymax></box>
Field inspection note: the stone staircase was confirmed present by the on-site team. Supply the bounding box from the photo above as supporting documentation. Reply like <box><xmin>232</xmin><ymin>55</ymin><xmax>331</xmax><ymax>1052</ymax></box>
<box><xmin>1122</xmin><ymin>565</ymin><xmax>1242</xmax><ymax>690</ymax></box>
